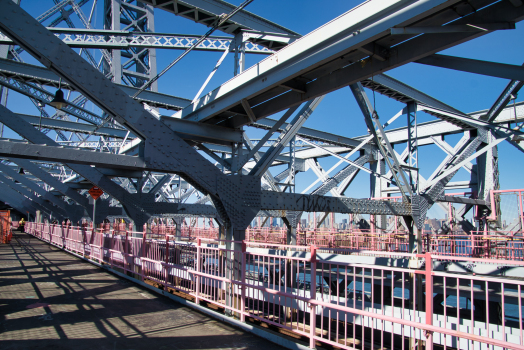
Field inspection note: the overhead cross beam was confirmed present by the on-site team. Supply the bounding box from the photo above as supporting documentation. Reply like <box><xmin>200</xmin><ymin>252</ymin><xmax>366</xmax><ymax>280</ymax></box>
<box><xmin>138</xmin><ymin>0</ymin><xmax>299</xmax><ymax>50</ymax></box>
<box><xmin>416</xmin><ymin>54</ymin><xmax>524</xmax><ymax>81</ymax></box>
<box><xmin>0</xmin><ymin>29</ymin><xmax>274</xmax><ymax>54</ymax></box>
<box><xmin>261</xmin><ymin>191</ymin><xmax>411</xmax><ymax>216</ymax></box>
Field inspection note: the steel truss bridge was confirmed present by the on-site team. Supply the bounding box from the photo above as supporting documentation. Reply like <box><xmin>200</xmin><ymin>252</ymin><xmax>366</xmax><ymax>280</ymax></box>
<box><xmin>1</xmin><ymin>0</ymin><xmax>524</xmax><ymax>349</ymax></box>
<box><xmin>0</xmin><ymin>0</ymin><xmax>523</xmax><ymax>244</ymax></box>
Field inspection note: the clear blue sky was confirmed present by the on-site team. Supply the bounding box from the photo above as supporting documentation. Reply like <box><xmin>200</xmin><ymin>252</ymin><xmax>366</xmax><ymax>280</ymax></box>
<box><xmin>6</xmin><ymin>0</ymin><xmax>524</xmax><ymax>221</ymax></box>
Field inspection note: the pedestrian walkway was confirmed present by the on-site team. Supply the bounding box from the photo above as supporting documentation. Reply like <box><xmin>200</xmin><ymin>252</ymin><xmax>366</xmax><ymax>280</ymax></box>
<box><xmin>0</xmin><ymin>231</ymin><xmax>287</xmax><ymax>350</ymax></box>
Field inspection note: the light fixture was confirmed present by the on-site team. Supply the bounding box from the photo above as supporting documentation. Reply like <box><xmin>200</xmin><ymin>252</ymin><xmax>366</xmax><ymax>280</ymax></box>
<box><xmin>511</xmin><ymin>93</ymin><xmax>518</xmax><ymax>124</ymax></box>
<box><xmin>50</xmin><ymin>78</ymin><xmax>67</xmax><ymax>110</ymax></box>
<box><xmin>50</xmin><ymin>89</ymin><xmax>67</xmax><ymax>110</ymax></box>
<box><xmin>18</xmin><ymin>168</ymin><xmax>25</xmax><ymax>175</ymax></box>
<box><xmin>37</xmin><ymin>101</ymin><xmax>44</xmax><ymax>131</ymax></box>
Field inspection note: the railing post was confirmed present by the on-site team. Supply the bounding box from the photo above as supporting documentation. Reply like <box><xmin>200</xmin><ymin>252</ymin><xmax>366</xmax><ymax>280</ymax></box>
<box><xmin>141</xmin><ymin>229</ymin><xmax>147</xmax><ymax>281</ymax></box>
<box><xmin>471</xmin><ymin>231</ymin><xmax>476</xmax><ymax>258</ymax></box>
<box><xmin>82</xmin><ymin>226</ymin><xmax>86</xmax><ymax>257</ymax></box>
<box><xmin>99</xmin><ymin>230</ymin><xmax>103</xmax><ymax>262</ymax></box>
<box><xmin>519</xmin><ymin>190</ymin><xmax>524</xmax><ymax>235</ymax></box>
<box><xmin>165</xmin><ymin>235</ymin><xmax>170</xmax><ymax>291</ymax></box>
<box><xmin>125</xmin><ymin>231</ymin><xmax>129</xmax><ymax>273</ymax></box>
<box><xmin>309</xmin><ymin>245</ymin><xmax>317</xmax><ymax>349</ymax></box>
<box><xmin>483</xmin><ymin>218</ymin><xmax>489</xmax><ymax>258</ymax></box>
<box><xmin>240</xmin><ymin>240</ymin><xmax>247</xmax><ymax>322</ymax></box>
<box><xmin>195</xmin><ymin>238</ymin><xmax>201</xmax><ymax>304</ymax></box>
<box><xmin>425</xmin><ymin>252</ymin><xmax>433</xmax><ymax>350</ymax></box>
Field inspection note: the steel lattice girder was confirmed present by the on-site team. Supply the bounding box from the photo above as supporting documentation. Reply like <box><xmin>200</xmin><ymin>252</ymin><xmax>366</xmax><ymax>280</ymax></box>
<box><xmin>0</xmin><ymin>29</ymin><xmax>275</xmax><ymax>54</ymax></box>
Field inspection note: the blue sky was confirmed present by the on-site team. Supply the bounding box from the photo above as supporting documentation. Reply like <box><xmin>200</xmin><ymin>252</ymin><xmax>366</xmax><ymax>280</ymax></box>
<box><xmin>6</xmin><ymin>0</ymin><xmax>524</xmax><ymax>220</ymax></box>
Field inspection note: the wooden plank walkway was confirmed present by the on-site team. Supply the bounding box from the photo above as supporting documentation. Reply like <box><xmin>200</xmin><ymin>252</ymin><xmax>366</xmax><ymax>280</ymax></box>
<box><xmin>0</xmin><ymin>231</ymin><xmax>287</xmax><ymax>350</ymax></box>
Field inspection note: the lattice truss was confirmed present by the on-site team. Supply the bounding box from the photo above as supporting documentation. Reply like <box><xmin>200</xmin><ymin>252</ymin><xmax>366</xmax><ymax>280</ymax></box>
<box><xmin>0</xmin><ymin>0</ymin><xmax>522</xmax><ymax>235</ymax></box>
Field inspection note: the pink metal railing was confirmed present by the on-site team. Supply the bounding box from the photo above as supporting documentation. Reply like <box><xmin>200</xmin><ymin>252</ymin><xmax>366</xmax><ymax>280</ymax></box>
<box><xmin>136</xmin><ymin>223</ymin><xmax>524</xmax><ymax>261</ymax></box>
<box><xmin>25</xmin><ymin>222</ymin><xmax>524</xmax><ymax>350</ymax></box>
<box><xmin>246</xmin><ymin>227</ymin><xmax>287</xmax><ymax>244</ymax></box>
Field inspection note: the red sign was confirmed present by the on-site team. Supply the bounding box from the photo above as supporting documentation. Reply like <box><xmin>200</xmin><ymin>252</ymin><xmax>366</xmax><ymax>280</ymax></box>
<box><xmin>88</xmin><ymin>186</ymin><xmax>104</xmax><ymax>200</ymax></box>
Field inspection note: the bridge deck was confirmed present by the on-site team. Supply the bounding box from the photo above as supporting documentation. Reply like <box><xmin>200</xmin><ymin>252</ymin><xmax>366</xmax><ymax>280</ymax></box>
<box><xmin>0</xmin><ymin>231</ymin><xmax>286</xmax><ymax>350</ymax></box>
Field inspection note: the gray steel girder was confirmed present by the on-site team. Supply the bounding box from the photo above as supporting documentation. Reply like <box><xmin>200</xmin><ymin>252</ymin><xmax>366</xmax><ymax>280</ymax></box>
<box><xmin>0</xmin><ymin>29</ymin><xmax>274</xmax><ymax>54</ymax></box>
<box><xmin>138</xmin><ymin>0</ymin><xmax>299</xmax><ymax>49</ymax></box>
<box><xmin>249</xmin><ymin>97</ymin><xmax>322</xmax><ymax>177</ymax></box>
<box><xmin>0</xmin><ymin>2</ymin><xmax>259</xmax><ymax>229</ymax></box>
<box><xmin>311</xmin><ymin>154</ymin><xmax>370</xmax><ymax>197</ymax></box>
<box><xmin>0</xmin><ymin>182</ymin><xmax>40</xmax><ymax>215</ymax></box>
<box><xmin>351</xmin><ymin>82</ymin><xmax>412</xmax><ymax>203</ymax></box>
<box><xmin>0</xmin><ymin>162</ymin><xmax>69</xmax><ymax>210</ymax></box>
<box><xmin>0</xmin><ymin>58</ymin><xmax>372</xmax><ymax>150</ymax></box>
<box><xmin>11</xmin><ymin>158</ymin><xmax>89</xmax><ymax>208</ymax></box>
<box><xmin>178</xmin><ymin>0</ymin><xmax>516</xmax><ymax>126</ymax></box>
<box><xmin>360</xmin><ymin>73</ymin><xmax>466</xmax><ymax>117</ymax></box>
<box><xmin>0</xmin><ymin>177</ymin><xmax>63</xmax><ymax>220</ymax></box>
<box><xmin>0</xmin><ymin>141</ymin><xmax>148</xmax><ymax>171</ymax></box>
<box><xmin>0</xmin><ymin>170</ymin><xmax>60</xmax><ymax>212</ymax></box>
<box><xmin>417</xmin><ymin>54</ymin><xmax>524</xmax><ymax>82</ymax></box>
<box><xmin>0</xmin><ymin>58</ymin><xmax>191</xmax><ymax>111</ymax></box>
<box><xmin>260</xmin><ymin>191</ymin><xmax>411</xmax><ymax>216</ymax></box>
<box><xmin>413</xmin><ymin>133</ymin><xmax>486</xmax><ymax>229</ymax></box>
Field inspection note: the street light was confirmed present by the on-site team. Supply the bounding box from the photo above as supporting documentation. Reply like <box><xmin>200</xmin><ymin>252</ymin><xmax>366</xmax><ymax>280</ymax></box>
<box><xmin>50</xmin><ymin>88</ymin><xmax>67</xmax><ymax>110</ymax></box>
<box><xmin>50</xmin><ymin>78</ymin><xmax>67</xmax><ymax>110</ymax></box>
<box><xmin>37</xmin><ymin>101</ymin><xmax>44</xmax><ymax>130</ymax></box>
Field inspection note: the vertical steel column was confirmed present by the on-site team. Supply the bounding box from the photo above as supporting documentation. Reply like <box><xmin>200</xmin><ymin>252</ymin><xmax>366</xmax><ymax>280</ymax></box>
<box><xmin>195</xmin><ymin>238</ymin><xmax>201</xmax><ymax>303</ymax></box>
<box><xmin>104</xmin><ymin>0</ymin><xmax>157</xmax><ymax>90</ymax></box>
<box><xmin>370</xmin><ymin>150</ymin><xmax>386</xmax><ymax>230</ymax></box>
<box><xmin>240</xmin><ymin>240</ymin><xmax>246</xmax><ymax>322</ymax></box>
<box><xmin>289</xmin><ymin>135</ymin><xmax>296</xmax><ymax>193</ymax></box>
<box><xmin>231</xmin><ymin>142</ymin><xmax>242</xmax><ymax>174</ymax></box>
<box><xmin>173</xmin><ymin>217</ymin><xmax>182</xmax><ymax>240</ymax></box>
<box><xmin>425</xmin><ymin>252</ymin><xmax>434</xmax><ymax>350</ymax></box>
<box><xmin>104</xmin><ymin>0</ymin><xmax>121</xmax><ymax>83</ymax></box>
<box><xmin>477</xmin><ymin>130</ymin><xmax>501</xmax><ymax>230</ymax></box>
<box><xmin>407</xmin><ymin>101</ymin><xmax>419</xmax><ymax>193</ymax></box>
<box><xmin>233</xmin><ymin>32</ymin><xmax>246</xmax><ymax>76</ymax></box>
<box><xmin>309</xmin><ymin>245</ymin><xmax>317</xmax><ymax>349</ymax></box>
<box><xmin>225</xmin><ymin>227</ymin><xmax>243</xmax><ymax>316</ymax></box>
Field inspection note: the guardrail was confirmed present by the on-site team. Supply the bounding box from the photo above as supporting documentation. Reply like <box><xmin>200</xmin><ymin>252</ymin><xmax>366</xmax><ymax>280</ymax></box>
<box><xmin>76</xmin><ymin>222</ymin><xmax>524</xmax><ymax>261</ymax></box>
<box><xmin>25</xmin><ymin>222</ymin><xmax>524</xmax><ymax>350</ymax></box>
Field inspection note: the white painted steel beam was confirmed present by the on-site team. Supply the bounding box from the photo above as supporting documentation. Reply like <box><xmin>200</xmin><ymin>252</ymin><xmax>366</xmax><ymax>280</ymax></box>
<box><xmin>179</xmin><ymin>0</ymin><xmax>461</xmax><ymax>124</ymax></box>
<box><xmin>417</xmin><ymin>54</ymin><xmax>524</xmax><ymax>81</ymax></box>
